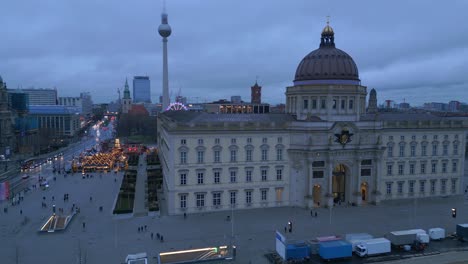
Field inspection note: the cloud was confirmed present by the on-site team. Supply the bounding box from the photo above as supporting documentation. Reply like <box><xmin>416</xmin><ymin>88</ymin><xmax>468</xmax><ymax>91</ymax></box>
<box><xmin>0</xmin><ymin>0</ymin><xmax>467</xmax><ymax>105</ymax></box>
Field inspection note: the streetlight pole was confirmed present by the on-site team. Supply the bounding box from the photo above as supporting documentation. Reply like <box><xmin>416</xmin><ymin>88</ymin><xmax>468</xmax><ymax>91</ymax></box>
<box><xmin>231</xmin><ymin>205</ymin><xmax>234</xmax><ymax>246</ymax></box>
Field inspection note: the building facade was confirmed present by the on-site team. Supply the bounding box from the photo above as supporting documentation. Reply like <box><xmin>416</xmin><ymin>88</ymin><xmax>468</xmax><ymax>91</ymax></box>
<box><xmin>158</xmin><ymin>23</ymin><xmax>468</xmax><ymax>215</ymax></box>
<box><xmin>0</xmin><ymin>76</ymin><xmax>15</xmax><ymax>157</ymax></box>
<box><xmin>133</xmin><ymin>76</ymin><xmax>151</xmax><ymax>103</ymax></box>
<box><xmin>21</xmin><ymin>88</ymin><xmax>57</xmax><ymax>105</ymax></box>
<box><xmin>58</xmin><ymin>97</ymin><xmax>83</xmax><ymax>113</ymax></box>
<box><xmin>29</xmin><ymin>105</ymin><xmax>81</xmax><ymax>137</ymax></box>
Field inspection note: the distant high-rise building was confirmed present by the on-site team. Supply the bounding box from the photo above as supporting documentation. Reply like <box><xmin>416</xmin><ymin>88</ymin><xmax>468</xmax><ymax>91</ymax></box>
<box><xmin>58</xmin><ymin>97</ymin><xmax>83</xmax><ymax>113</ymax></box>
<box><xmin>448</xmin><ymin>101</ymin><xmax>460</xmax><ymax>112</ymax></box>
<box><xmin>231</xmin><ymin>96</ymin><xmax>242</xmax><ymax>104</ymax></box>
<box><xmin>133</xmin><ymin>76</ymin><xmax>151</xmax><ymax>103</ymax></box>
<box><xmin>80</xmin><ymin>92</ymin><xmax>93</xmax><ymax>116</ymax></box>
<box><xmin>21</xmin><ymin>88</ymin><xmax>57</xmax><ymax>105</ymax></box>
<box><xmin>251</xmin><ymin>81</ymin><xmax>262</xmax><ymax>104</ymax></box>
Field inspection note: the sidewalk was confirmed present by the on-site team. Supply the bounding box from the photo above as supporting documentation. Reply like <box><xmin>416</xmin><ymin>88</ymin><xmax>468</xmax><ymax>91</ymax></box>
<box><xmin>133</xmin><ymin>153</ymin><xmax>148</xmax><ymax>217</ymax></box>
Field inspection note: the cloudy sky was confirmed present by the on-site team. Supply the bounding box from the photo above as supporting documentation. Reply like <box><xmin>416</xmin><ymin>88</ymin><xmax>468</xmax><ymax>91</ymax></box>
<box><xmin>1</xmin><ymin>0</ymin><xmax>467</xmax><ymax>105</ymax></box>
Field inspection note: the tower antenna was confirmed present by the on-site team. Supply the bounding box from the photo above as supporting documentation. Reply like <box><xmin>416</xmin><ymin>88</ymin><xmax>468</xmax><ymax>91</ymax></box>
<box><xmin>162</xmin><ymin>0</ymin><xmax>166</xmax><ymax>13</ymax></box>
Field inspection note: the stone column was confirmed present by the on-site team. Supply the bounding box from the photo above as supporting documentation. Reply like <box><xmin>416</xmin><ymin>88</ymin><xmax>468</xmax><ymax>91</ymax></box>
<box><xmin>374</xmin><ymin>157</ymin><xmax>382</xmax><ymax>205</ymax></box>
<box><xmin>327</xmin><ymin>159</ymin><xmax>334</xmax><ymax>207</ymax></box>
<box><xmin>355</xmin><ymin>158</ymin><xmax>362</xmax><ymax>206</ymax></box>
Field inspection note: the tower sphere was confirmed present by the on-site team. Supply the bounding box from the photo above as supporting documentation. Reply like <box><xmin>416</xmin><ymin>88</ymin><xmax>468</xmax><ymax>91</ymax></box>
<box><xmin>158</xmin><ymin>24</ymin><xmax>172</xmax><ymax>38</ymax></box>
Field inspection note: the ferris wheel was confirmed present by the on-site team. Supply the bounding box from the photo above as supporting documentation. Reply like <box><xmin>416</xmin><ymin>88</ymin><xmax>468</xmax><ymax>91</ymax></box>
<box><xmin>166</xmin><ymin>102</ymin><xmax>188</xmax><ymax>111</ymax></box>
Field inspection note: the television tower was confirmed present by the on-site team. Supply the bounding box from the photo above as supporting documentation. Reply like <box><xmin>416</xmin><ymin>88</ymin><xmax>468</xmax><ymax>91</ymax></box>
<box><xmin>158</xmin><ymin>1</ymin><xmax>171</xmax><ymax>111</ymax></box>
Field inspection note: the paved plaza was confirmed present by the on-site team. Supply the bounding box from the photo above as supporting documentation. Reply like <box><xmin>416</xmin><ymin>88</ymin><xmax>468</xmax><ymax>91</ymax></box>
<box><xmin>1</xmin><ymin>160</ymin><xmax>468</xmax><ymax>264</ymax></box>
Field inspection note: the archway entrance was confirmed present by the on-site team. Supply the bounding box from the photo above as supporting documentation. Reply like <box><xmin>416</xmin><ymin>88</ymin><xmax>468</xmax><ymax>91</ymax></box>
<box><xmin>361</xmin><ymin>182</ymin><xmax>368</xmax><ymax>201</ymax></box>
<box><xmin>332</xmin><ymin>164</ymin><xmax>346</xmax><ymax>203</ymax></box>
<box><xmin>312</xmin><ymin>184</ymin><xmax>322</xmax><ymax>206</ymax></box>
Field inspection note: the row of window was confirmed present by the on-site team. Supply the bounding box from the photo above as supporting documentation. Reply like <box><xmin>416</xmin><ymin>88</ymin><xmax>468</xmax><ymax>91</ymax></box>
<box><xmin>182</xmin><ymin>137</ymin><xmax>283</xmax><ymax>146</ymax></box>
<box><xmin>179</xmin><ymin>188</ymin><xmax>284</xmax><ymax>209</ymax></box>
<box><xmin>180</xmin><ymin>148</ymin><xmax>284</xmax><ymax>164</ymax></box>
<box><xmin>302</xmin><ymin>98</ymin><xmax>354</xmax><ymax>110</ymax></box>
<box><xmin>385</xmin><ymin>178</ymin><xmax>457</xmax><ymax>196</ymax></box>
<box><xmin>386</xmin><ymin>160</ymin><xmax>458</xmax><ymax>176</ymax></box>
<box><xmin>389</xmin><ymin>134</ymin><xmax>459</xmax><ymax>141</ymax></box>
<box><xmin>387</xmin><ymin>143</ymin><xmax>459</xmax><ymax>158</ymax></box>
<box><xmin>179</xmin><ymin>168</ymin><xmax>283</xmax><ymax>185</ymax></box>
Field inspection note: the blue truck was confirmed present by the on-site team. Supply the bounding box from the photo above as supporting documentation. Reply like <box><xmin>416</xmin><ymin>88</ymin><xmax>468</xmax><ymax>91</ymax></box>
<box><xmin>319</xmin><ymin>240</ymin><xmax>352</xmax><ymax>261</ymax></box>
<box><xmin>285</xmin><ymin>242</ymin><xmax>310</xmax><ymax>261</ymax></box>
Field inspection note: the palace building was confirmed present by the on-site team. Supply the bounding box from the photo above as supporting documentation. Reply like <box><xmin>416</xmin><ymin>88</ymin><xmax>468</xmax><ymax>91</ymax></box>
<box><xmin>157</xmin><ymin>23</ymin><xmax>468</xmax><ymax>215</ymax></box>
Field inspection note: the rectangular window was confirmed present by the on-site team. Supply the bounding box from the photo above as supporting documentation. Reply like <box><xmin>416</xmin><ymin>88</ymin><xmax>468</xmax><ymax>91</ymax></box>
<box><xmin>303</xmin><ymin>99</ymin><xmax>309</xmax><ymax>110</ymax></box>
<box><xmin>197</xmin><ymin>172</ymin><xmax>204</xmax><ymax>184</ymax></box>
<box><xmin>231</xmin><ymin>138</ymin><xmax>236</xmax><ymax>144</ymax></box>
<box><xmin>180</xmin><ymin>151</ymin><xmax>187</xmax><ymax>164</ymax></box>
<box><xmin>276</xmin><ymin>169</ymin><xmax>282</xmax><ymax>181</ymax></box>
<box><xmin>420</xmin><ymin>163</ymin><xmax>426</xmax><ymax>174</ymax></box>
<box><xmin>212</xmin><ymin>193</ymin><xmax>221</xmax><ymax>206</ymax></box>
<box><xmin>432</xmin><ymin>145</ymin><xmax>437</xmax><ymax>156</ymax></box>
<box><xmin>276</xmin><ymin>149</ymin><xmax>283</xmax><ymax>161</ymax></box>
<box><xmin>230</xmin><ymin>150</ymin><xmax>237</xmax><ymax>162</ymax></box>
<box><xmin>387</xmin><ymin>164</ymin><xmax>393</xmax><ymax>176</ymax></box>
<box><xmin>349</xmin><ymin>99</ymin><xmax>354</xmax><ymax>109</ymax></box>
<box><xmin>422</xmin><ymin>145</ymin><xmax>427</xmax><ymax>156</ymax></box>
<box><xmin>215</xmin><ymin>138</ymin><xmax>220</xmax><ymax>144</ymax></box>
<box><xmin>196</xmin><ymin>193</ymin><xmax>205</xmax><ymax>207</ymax></box>
<box><xmin>361</xmin><ymin>168</ymin><xmax>371</xmax><ymax>176</ymax></box>
<box><xmin>214</xmin><ymin>150</ymin><xmax>220</xmax><ymax>163</ymax></box>
<box><xmin>181</xmin><ymin>139</ymin><xmax>186</xmax><ymax>145</ymax></box>
<box><xmin>180</xmin><ymin>194</ymin><xmax>187</xmax><ymax>208</ymax></box>
<box><xmin>277</xmin><ymin>137</ymin><xmax>282</xmax><ymax>143</ymax></box>
<box><xmin>409</xmin><ymin>181</ymin><xmax>415</xmax><ymax>195</ymax></box>
<box><xmin>246</xmin><ymin>170</ymin><xmax>252</xmax><ymax>182</ymax></box>
<box><xmin>386</xmin><ymin>183</ymin><xmax>392</xmax><ymax>195</ymax></box>
<box><xmin>197</xmin><ymin>151</ymin><xmax>204</xmax><ymax>164</ymax></box>
<box><xmin>261</xmin><ymin>169</ymin><xmax>267</xmax><ymax>181</ymax></box>
<box><xmin>214</xmin><ymin>171</ymin><xmax>220</xmax><ymax>184</ymax></box>
<box><xmin>400</xmin><ymin>136</ymin><xmax>405</xmax><ymax>141</ymax></box>
<box><xmin>410</xmin><ymin>146</ymin><xmax>416</xmax><ymax>157</ymax></box>
<box><xmin>441</xmin><ymin>179</ymin><xmax>447</xmax><ymax>194</ymax></box>
<box><xmin>313</xmin><ymin>171</ymin><xmax>324</xmax><ymax>178</ymax></box>
<box><xmin>262</xmin><ymin>137</ymin><xmax>268</xmax><ymax>143</ymax></box>
<box><xmin>261</xmin><ymin>149</ymin><xmax>268</xmax><ymax>161</ymax></box>
<box><xmin>312</xmin><ymin>99</ymin><xmax>317</xmax><ymax>109</ymax></box>
<box><xmin>412</xmin><ymin>135</ymin><xmax>416</xmax><ymax>141</ymax></box>
<box><xmin>321</xmin><ymin>99</ymin><xmax>326</xmax><ymax>109</ymax></box>
<box><xmin>430</xmin><ymin>180</ymin><xmax>436</xmax><ymax>194</ymax></box>
<box><xmin>313</xmin><ymin>161</ymin><xmax>325</xmax><ymax>167</ymax></box>
<box><xmin>261</xmin><ymin>189</ymin><xmax>267</xmax><ymax>201</ymax></box>
<box><xmin>409</xmin><ymin>164</ymin><xmax>415</xmax><ymax>175</ymax></box>
<box><xmin>332</xmin><ymin>99</ymin><xmax>337</xmax><ymax>109</ymax></box>
<box><xmin>452</xmin><ymin>162</ymin><xmax>457</xmax><ymax>173</ymax></box>
<box><xmin>230</xmin><ymin>171</ymin><xmax>236</xmax><ymax>183</ymax></box>
<box><xmin>246</xmin><ymin>149</ymin><xmax>252</xmax><ymax>162</ymax></box>
<box><xmin>180</xmin><ymin>173</ymin><xmax>187</xmax><ymax>185</ymax></box>
<box><xmin>443</xmin><ymin>145</ymin><xmax>448</xmax><ymax>155</ymax></box>
<box><xmin>397</xmin><ymin>182</ymin><xmax>403</xmax><ymax>194</ymax></box>
<box><xmin>246</xmin><ymin>191</ymin><xmax>252</xmax><ymax>204</ymax></box>
<box><xmin>399</xmin><ymin>146</ymin><xmax>405</xmax><ymax>157</ymax></box>
<box><xmin>198</xmin><ymin>139</ymin><xmax>204</xmax><ymax>145</ymax></box>
<box><xmin>387</xmin><ymin>146</ymin><xmax>393</xmax><ymax>157</ymax></box>
<box><xmin>247</xmin><ymin>137</ymin><xmax>252</xmax><ymax>143</ymax></box>
<box><xmin>230</xmin><ymin>192</ymin><xmax>236</xmax><ymax>205</ymax></box>
<box><xmin>451</xmin><ymin>179</ymin><xmax>457</xmax><ymax>193</ymax></box>
<box><xmin>431</xmin><ymin>163</ymin><xmax>436</xmax><ymax>173</ymax></box>
<box><xmin>420</xmin><ymin>181</ymin><xmax>426</xmax><ymax>194</ymax></box>
<box><xmin>442</xmin><ymin>162</ymin><xmax>447</xmax><ymax>173</ymax></box>
<box><xmin>341</xmin><ymin>99</ymin><xmax>345</xmax><ymax>109</ymax></box>
<box><xmin>398</xmin><ymin>164</ymin><xmax>404</xmax><ymax>175</ymax></box>
<box><xmin>454</xmin><ymin>144</ymin><xmax>458</xmax><ymax>155</ymax></box>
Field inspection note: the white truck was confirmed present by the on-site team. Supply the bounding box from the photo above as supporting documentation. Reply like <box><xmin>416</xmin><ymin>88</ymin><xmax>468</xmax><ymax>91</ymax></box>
<box><xmin>126</xmin><ymin>252</ymin><xmax>148</xmax><ymax>264</ymax></box>
<box><xmin>428</xmin><ymin>228</ymin><xmax>445</xmax><ymax>240</ymax></box>
<box><xmin>344</xmin><ymin>233</ymin><xmax>373</xmax><ymax>252</ymax></box>
<box><xmin>355</xmin><ymin>238</ymin><xmax>391</xmax><ymax>257</ymax></box>
<box><xmin>385</xmin><ymin>229</ymin><xmax>429</xmax><ymax>251</ymax></box>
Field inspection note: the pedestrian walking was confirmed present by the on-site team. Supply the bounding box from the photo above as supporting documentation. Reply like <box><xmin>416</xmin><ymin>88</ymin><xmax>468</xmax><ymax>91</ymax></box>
<box><xmin>157</xmin><ymin>233</ymin><xmax>160</xmax><ymax>239</ymax></box>
<box><xmin>144</xmin><ymin>225</ymin><xmax>147</xmax><ymax>231</ymax></box>
<box><xmin>90</xmin><ymin>196</ymin><xmax>92</xmax><ymax>202</ymax></box>
<box><xmin>20</xmin><ymin>209</ymin><xmax>22</xmax><ymax>215</ymax></box>
<box><xmin>138</xmin><ymin>227</ymin><xmax>140</xmax><ymax>232</ymax></box>
<box><xmin>160</xmin><ymin>235</ymin><xmax>164</xmax><ymax>242</ymax></box>
<box><xmin>284</xmin><ymin>226</ymin><xmax>287</xmax><ymax>233</ymax></box>
<box><xmin>315</xmin><ymin>212</ymin><xmax>318</xmax><ymax>217</ymax></box>
<box><xmin>184</xmin><ymin>212</ymin><xmax>187</xmax><ymax>219</ymax></box>
<box><xmin>82</xmin><ymin>222</ymin><xmax>86</xmax><ymax>229</ymax></box>
<box><xmin>310</xmin><ymin>210</ymin><xmax>313</xmax><ymax>217</ymax></box>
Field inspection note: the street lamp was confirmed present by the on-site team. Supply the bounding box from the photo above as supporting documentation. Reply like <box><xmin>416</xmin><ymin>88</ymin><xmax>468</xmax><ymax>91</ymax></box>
<box><xmin>452</xmin><ymin>208</ymin><xmax>457</xmax><ymax>218</ymax></box>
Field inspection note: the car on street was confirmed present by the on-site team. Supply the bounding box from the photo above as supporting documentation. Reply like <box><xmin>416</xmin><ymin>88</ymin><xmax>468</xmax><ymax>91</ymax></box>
<box><xmin>22</xmin><ymin>175</ymin><xmax>30</xmax><ymax>179</ymax></box>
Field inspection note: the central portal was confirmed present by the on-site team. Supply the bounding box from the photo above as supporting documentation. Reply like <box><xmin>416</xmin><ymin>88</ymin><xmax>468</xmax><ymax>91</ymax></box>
<box><xmin>332</xmin><ymin>164</ymin><xmax>347</xmax><ymax>203</ymax></box>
